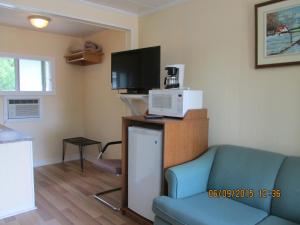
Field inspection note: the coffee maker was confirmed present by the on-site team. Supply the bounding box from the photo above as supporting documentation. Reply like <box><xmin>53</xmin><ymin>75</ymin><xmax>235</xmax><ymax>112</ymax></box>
<box><xmin>164</xmin><ymin>64</ymin><xmax>185</xmax><ymax>89</ymax></box>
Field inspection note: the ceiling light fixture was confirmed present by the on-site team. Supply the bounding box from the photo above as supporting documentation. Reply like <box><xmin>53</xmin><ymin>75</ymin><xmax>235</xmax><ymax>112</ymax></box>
<box><xmin>28</xmin><ymin>15</ymin><xmax>51</xmax><ymax>29</ymax></box>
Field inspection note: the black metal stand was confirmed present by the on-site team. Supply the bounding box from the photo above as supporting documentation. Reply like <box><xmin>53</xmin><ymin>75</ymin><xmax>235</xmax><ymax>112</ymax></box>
<box><xmin>93</xmin><ymin>141</ymin><xmax>122</xmax><ymax>211</ymax></box>
<box><xmin>94</xmin><ymin>187</ymin><xmax>122</xmax><ymax>211</ymax></box>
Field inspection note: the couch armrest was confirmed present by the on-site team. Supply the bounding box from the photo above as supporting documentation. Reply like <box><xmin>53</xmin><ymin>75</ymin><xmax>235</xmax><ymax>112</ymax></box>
<box><xmin>165</xmin><ymin>147</ymin><xmax>217</xmax><ymax>199</ymax></box>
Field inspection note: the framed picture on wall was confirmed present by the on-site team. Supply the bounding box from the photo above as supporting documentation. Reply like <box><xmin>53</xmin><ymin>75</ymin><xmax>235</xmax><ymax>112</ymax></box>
<box><xmin>255</xmin><ymin>0</ymin><xmax>300</xmax><ymax>68</ymax></box>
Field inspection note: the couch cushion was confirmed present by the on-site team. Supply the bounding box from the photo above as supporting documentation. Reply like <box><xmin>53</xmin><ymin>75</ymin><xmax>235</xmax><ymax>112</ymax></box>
<box><xmin>154</xmin><ymin>216</ymin><xmax>172</xmax><ymax>225</ymax></box>
<box><xmin>207</xmin><ymin>145</ymin><xmax>285</xmax><ymax>212</ymax></box>
<box><xmin>257</xmin><ymin>216</ymin><xmax>300</xmax><ymax>225</ymax></box>
<box><xmin>153</xmin><ymin>192</ymin><xmax>267</xmax><ymax>225</ymax></box>
<box><xmin>271</xmin><ymin>157</ymin><xmax>300</xmax><ymax>224</ymax></box>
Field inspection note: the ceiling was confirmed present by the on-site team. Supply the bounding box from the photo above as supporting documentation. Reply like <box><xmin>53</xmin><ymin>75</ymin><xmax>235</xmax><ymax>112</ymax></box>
<box><xmin>80</xmin><ymin>0</ymin><xmax>188</xmax><ymax>15</ymax></box>
<box><xmin>0</xmin><ymin>0</ymin><xmax>189</xmax><ymax>36</ymax></box>
<box><xmin>0</xmin><ymin>7</ymin><xmax>106</xmax><ymax>37</ymax></box>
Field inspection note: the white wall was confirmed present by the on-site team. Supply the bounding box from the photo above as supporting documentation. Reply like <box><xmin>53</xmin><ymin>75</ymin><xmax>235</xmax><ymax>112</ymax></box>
<box><xmin>0</xmin><ymin>25</ymin><xmax>85</xmax><ymax>166</ymax></box>
<box><xmin>139</xmin><ymin>0</ymin><xmax>300</xmax><ymax>156</ymax></box>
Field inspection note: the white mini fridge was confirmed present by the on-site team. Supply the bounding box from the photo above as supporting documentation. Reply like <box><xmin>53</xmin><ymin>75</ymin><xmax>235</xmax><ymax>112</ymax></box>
<box><xmin>128</xmin><ymin>126</ymin><xmax>163</xmax><ymax>221</ymax></box>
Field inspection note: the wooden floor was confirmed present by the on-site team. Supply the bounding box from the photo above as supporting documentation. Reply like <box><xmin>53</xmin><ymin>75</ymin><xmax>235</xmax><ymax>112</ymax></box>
<box><xmin>0</xmin><ymin>161</ymin><xmax>139</xmax><ymax>225</ymax></box>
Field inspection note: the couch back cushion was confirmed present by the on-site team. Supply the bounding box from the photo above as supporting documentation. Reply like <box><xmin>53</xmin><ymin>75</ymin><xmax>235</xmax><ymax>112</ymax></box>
<box><xmin>207</xmin><ymin>145</ymin><xmax>285</xmax><ymax>213</ymax></box>
<box><xmin>271</xmin><ymin>157</ymin><xmax>300</xmax><ymax>223</ymax></box>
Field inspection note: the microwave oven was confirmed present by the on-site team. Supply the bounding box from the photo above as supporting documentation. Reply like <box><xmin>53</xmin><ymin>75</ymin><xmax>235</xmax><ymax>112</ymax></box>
<box><xmin>148</xmin><ymin>89</ymin><xmax>203</xmax><ymax>118</ymax></box>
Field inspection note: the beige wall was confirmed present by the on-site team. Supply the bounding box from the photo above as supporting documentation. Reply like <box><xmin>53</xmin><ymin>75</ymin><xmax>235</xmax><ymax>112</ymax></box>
<box><xmin>82</xmin><ymin>29</ymin><xmax>128</xmax><ymax>160</ymax></box>
<box><xmin>0</xmin><ymin>25</ymin><xmax>128</xmax><ymax>165</ymax></box>
<box><xmin>139</xmin><ymin>0</ymin><xmax>300</xmax><ymax>156</ymax></box>
<box><xmin>0</xmin><ymin>0</ymin><xmax>139</xmax><ymax>165</ymax></box>
<box><xmin>2</xmin><ymin>0</ymin><xmax>299</xmax><ymax>166</ymax></box>
<box><xmin>0</xmin><ymin>25</ymin><xmax>85</xmax><ymax>166</ymax></box>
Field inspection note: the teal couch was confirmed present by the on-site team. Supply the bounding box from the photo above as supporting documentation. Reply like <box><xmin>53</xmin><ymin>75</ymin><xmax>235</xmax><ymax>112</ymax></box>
<box><xmin>153</xmin><ymin>145</ymin><xmax>300</xmax><ymax>225</ymax></box>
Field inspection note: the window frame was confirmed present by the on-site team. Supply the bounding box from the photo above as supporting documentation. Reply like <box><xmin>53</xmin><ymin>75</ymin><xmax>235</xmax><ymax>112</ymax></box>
<box><xmin>0</xmin><ymin>52</ymin><xmax>55</xmax><ymax>96</ymax></box>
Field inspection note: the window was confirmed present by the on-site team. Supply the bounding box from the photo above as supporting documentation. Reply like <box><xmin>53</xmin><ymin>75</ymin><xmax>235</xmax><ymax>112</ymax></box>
<box><xmin>0</xmin><ymin>54</ymin><xmax>54</xmax><ymax>94</ymax></box>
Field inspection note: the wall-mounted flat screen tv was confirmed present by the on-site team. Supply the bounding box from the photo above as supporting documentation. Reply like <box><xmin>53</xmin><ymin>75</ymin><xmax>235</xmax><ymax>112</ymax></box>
<box><xmin>111</xmin><ymin>46</ymin><xmax>160</xmax><ymax>94</ymax></box>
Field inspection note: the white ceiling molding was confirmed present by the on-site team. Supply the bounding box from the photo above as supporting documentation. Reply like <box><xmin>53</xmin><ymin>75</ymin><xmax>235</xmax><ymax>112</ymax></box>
<box><xmin>140</xmin><ymin>0</ymin><xmax>191</xmax><ymax>16</ymax></box>
<box><xmin>0</xmin><ymin>2</ymin><xmax>15</xmax><ymax>8</ymax></box>
<box><xmin>79</xmin><ymin>0</ymin><xmax>190</xmax><ymax>16</ymax></box>
<box><xmin>78</xmin><ymin>0</ymin><xmax>138</xmax><ymax>17</ymax></box>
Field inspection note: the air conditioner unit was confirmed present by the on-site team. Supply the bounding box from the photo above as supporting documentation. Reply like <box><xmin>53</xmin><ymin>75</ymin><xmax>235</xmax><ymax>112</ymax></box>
<box><xmin>4</xmin><ymin>97</ymin><xmax>41</xmax><ymax>122</ymax></box>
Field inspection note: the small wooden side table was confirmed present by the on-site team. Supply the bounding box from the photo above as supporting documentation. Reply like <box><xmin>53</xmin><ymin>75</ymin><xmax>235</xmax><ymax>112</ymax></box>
<box><xmin>62</xmin><ymin>137</ymin><xmax>102</xmax><ymax>172</ymax></box>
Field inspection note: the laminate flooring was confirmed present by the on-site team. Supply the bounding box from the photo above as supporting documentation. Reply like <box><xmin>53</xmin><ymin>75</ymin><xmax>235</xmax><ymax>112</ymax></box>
<box><xmin>0</xmin><ymin>160</ymin><xmax>139</xmax><ymax>225</ymax></box>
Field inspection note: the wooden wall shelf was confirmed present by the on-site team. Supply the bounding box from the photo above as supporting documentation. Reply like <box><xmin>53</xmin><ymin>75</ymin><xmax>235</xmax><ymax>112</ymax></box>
<box><xmin>64</xmin><ymin>51</ymin><xmax>103</xmax><ymax>66</ymax></box>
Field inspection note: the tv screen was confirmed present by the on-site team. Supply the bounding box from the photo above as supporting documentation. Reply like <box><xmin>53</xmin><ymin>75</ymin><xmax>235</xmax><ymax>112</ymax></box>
<box><xmin>111</xmin><ymin>46</ymin><xmax>160</xmax><ymax>93</ymax></box>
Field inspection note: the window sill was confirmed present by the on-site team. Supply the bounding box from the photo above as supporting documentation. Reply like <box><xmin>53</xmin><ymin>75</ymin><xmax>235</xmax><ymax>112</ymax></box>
<box><xmin>0</xmin><ymin>91</ymin><xmax>55</xmax><ymax>96</ymax></box>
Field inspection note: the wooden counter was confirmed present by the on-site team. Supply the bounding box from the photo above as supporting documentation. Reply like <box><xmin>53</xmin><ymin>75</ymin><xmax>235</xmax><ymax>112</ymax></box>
<box><xmin>121</xmin><ymin>109</ymin><xmax>209</xmax><ymax>224</ymax></box>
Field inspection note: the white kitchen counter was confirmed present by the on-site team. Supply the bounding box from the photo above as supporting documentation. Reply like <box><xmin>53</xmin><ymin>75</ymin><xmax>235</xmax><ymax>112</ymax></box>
<box><xmin>0</xmin><ymin>124</ymin><xmax>32</xmax><ymax>144</ymax></box>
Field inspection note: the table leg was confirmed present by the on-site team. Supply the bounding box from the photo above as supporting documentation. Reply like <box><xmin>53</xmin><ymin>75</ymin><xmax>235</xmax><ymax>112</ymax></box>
<box><xmin>79</xmin><ymin>146</ymin><xmax>84</xmax><ymax>172</ymax></box>
<box><xmin>62</xmin><ymin>141</ymin><xmax>66</xmax><ymax>163</ymax></box>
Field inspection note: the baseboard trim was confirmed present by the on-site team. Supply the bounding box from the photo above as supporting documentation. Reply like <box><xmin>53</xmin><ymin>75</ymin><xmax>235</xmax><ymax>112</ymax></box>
<box><xmin>34</xmin><ymin>154</ymin><xmax>80</xmax><ymax>168</ymax></box>
<box><xmin>33</xmin><ymin>153</ymin><xmax>101</xmax><ymax>168</ymax></box>
<box><xmin>0</xmin><ymin>206</ymin><xmax>37</xmax><ymax>220</ymax></box>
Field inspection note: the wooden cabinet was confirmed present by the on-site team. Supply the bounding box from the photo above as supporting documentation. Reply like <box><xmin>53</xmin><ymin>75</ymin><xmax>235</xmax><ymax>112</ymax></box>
<box><xmin>121</xmin><ymin>109</ymin><xmax>209</xmax><ymax>224</ymax></box>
